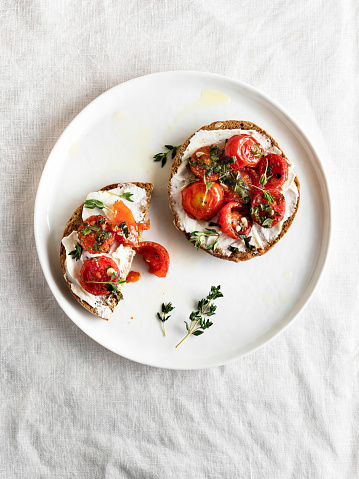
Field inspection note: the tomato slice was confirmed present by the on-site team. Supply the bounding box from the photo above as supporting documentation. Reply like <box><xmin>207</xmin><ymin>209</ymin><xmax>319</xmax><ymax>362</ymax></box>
<box><xmin>78</xmin><ymin>215</ymin><xmax>114</xmax><ymax>254</ymax></box>
<box><xmin>250</xmin><ymin>189</ymin><xmax>286</xmax><ymax>228</ymax></box>
<box><xmin>189</xmin><ymin>146</ymin><xmax>218</xmax><ymax>182</ymax></box>
<box><xmin>256</xmin><ymin>154</ymin><xmax>289</xmax><ymax>189</ymax></box>
<box><xmin>224</xmin><ymin>135</ymin><xmax>263</xmax><ymax>169</ymax></box>
<box><xmin>218</xmin><ymin>202</ymin><xmax>252</xmax><ymax>240</ymax></box>
<box><xmin>181</xmin><ymin>181</ymin><xmax>223</xmax><ymax>221</ymax></box>
<box><xmin>136</xmin><ymin>241</ymin><xmax>170</xmax><ymax>277</ymax></box>
<box><xmin>80</xmin><ymin>256</ymin><xmax>121</xmax><ymax>296</ymax></box>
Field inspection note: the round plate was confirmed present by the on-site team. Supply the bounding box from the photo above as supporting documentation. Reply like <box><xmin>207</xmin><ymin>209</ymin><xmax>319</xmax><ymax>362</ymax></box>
<box><xmin>34</xmin><ymin>72</ymin><xmax>331</xmax><ymax>369</ymax></box>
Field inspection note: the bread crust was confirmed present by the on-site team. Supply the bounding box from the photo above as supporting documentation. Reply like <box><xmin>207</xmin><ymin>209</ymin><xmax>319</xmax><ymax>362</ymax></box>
<box><xmin>60</xmin><ymin>182</ymin><xmax>153</xmax><ymax>319</ymax></box>
<box><xmin>167</xmin><ymin>121</ymin><xmax>300</xmax><ymax>261</ymax></box>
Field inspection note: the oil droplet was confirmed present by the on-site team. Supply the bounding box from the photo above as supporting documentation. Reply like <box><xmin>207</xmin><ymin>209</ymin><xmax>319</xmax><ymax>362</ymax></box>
<box><xmin>168</xmin><ymin>123</ymin><xmax>176</xmax><ymax>130</ymax></box>
<box><xmin>69</xmin><ymin>143</ymin><xmax>80</xmax><ymax>156</ymax></box>
<box><xmin>279</xmin><ymin>293</ymin><xmax>292</xmax><ymax>304</ymax></box>
<box><xmin>282</xmin><ymin>270</ymin><xmax>292</xmax><ymax>280</ymax></box>
<box><xmin>262</xmin><ymin>292</ymin><xmax>273</xmax><ymax>307</ymax></box>
<box><xmin>175</xmin><ymin>89</ymin><xmax>230</xmax><ymax>122</ymax></box>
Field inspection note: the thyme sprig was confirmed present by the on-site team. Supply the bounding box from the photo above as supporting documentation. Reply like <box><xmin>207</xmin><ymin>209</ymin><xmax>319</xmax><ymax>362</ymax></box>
<box><xmin>176</xmin><ymin>285</ymin><xmax>223</xmax><ymax>348</ymax></box>
<box><xmin>68</xmin><ymin>242</ymin><xmax>83</xmax><ymax>261</ymax></box>
<box><xmin>108</xmin><ymin>191</ymin><xmax>134</xmax><ymax>202</ymax></box>
<box><xmin>251</xmin><ymin>143</ymin><xmax>265</xmax><ymax>159</ymax></box>
<box><xmin>153</xmin><ymin>144</ymin><xmax>180</xmax><ymax>167</ymax></box>
<box><xmin>202</xmin><ymin>175</ymin><xmax>214</xmax><ymax>204</ymax></box>
<box><xmin>88</xmin><ymin>271</ymin><xmax>126</xmax><ymax>301</ymax></box>
<box><xmin>189</xmin><ymin>229</ymin><xmax>220</xmax><ymax>251</ymax></box>
<box><xmin>157</xmin><ymin>302</ymin><xmax>175</xmax><ymax>337</ymax></box>
<box><xmin>83</xmin><ymin>199</ymin><xmax>112</xmax><ymax>212</ymax></box>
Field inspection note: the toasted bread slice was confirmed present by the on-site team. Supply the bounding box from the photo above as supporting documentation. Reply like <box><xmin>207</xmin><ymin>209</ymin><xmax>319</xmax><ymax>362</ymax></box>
<box><xmin>168</xmin><ymin>121</ymin><xmax>300</xmax><ymax>262</ymax></box>
<box><xmin>60</xmin><ymin>182</ymin><xmax>153</xmax><ymax>319</ymax></box>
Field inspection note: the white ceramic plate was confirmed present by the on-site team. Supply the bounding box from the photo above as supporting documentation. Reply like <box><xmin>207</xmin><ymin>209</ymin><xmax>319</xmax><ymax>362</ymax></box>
<box><xmin>34</xmin><ymin>72</ymin><xmax>331</xmax><ymax>369</ymax></box>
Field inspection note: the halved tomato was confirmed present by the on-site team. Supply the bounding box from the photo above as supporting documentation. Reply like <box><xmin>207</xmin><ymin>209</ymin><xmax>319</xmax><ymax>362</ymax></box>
<box><xmin>80</xmin><ymin>256</ymin><xmax>121</xmax><ymax>296</ymax></box>
<box><xmin>189</xmin><ymin>146</ymin><xmax>218</xmax><ymax>182</ymax></box>
<box><xmin>224</xmin><ymin>135</ymin><xmax>263</xmax><ymax>169</ymax></box>
<box><xmin>111</xmin><ymin>200</ymin><xmax>149</xmax><ymax>247</ymax></box>
<box><xmin>136</xmin><ymin>241</ymin><xmax>170</xmax><ymax>277</ymax></box>
<box><xmin>250</xmin><ymin>189</ymin><xmax>286</xmax><ymax>228</ymax></box>
<box><xmin>218</xmin><ymin>202</ymin><xmax>252</xmax><ymax>240</ymax></box>
<box><xmin>181</xmin><ymin>181</ymin><xmax>223</xmax><ymax>221</ymax></box>
<box><xmin>78</xmin><ymin>215</ymin><xmax>114</xmax><ymax>254</ymax></box>
<box><xmin>256</xmin><ymin>154</ymin><xmax>288</xmax><ymax>189</ymax></box>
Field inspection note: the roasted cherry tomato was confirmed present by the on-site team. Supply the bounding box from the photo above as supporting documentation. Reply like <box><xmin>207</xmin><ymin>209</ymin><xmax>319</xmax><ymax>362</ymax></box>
<box><xmin>224</xmin><ymin>135</ymin><xmax>263</xmax><ymax>169</ymax></box>
<box><xmin>136</xmin><ymin>241</ymin><xmax>170</xmax><ymax>278</ymax></box>
<box><xmin>240</xmin><ymin>167</ymin><xmax>259</xmax><ymax>196</ymax></box>
<box><xmin>189</xmin><ymin>146</ymin><xmax>218</xmax><ymax>182</ymax></box>
<box><xmin>78</xmin><ymin>215</ymin><xmax>114</xmax><ymax>254</ymax></box>
<box><xmin>256</xmin><ymin>154</ymin><xmax>289</xmax><ymax>189</ymax></box>
<box><xmin>181</xmin><ymin>181</ymin><xmax>223</xmax><ymax>221</ymax></box>
<box><xmin>80</xmin><ymin>256</ymin><xmax>121</xmax><ymax>296</ymax></box>
<box><xmin>112</xmin><ymin>200</ymin><xmax>145</xmax><ymax>247</ymax></box>
<box><xmin>250</xmin><ymin>189</ymin><xmax>286</xmax><ymax>228</ymax></box>
<box><xmin>218</xmin><ymin>201</ymin><xmax>252</xmax><ymax>240</ymax></box>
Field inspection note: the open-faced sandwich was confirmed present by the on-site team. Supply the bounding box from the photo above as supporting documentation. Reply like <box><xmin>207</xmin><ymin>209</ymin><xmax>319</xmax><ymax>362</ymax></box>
<box><xmin>60</xmin><ymin>182</ymin><xmax>170</xmax><ymax>320</ymax></box>
<box><xmin>168</xmin><ymin>120</ymin><xmax>300</xmax><ymax>261</ymax></box>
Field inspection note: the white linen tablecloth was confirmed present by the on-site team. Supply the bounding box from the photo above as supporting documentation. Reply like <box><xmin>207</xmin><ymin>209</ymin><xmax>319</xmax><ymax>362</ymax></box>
<box><xmin>1</xmin><ymin>1</ymin><xmax>358</xmax><ymax>477</ymax></box>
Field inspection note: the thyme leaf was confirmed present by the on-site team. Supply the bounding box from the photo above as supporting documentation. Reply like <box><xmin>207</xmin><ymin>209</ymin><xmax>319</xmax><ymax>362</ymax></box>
<box><xmin>108</xmin><ymin>191</ymin><xmax>134</xmax><ymax>202</ymax></box>
<box><xmin>68</xmin><ymin>242</ymin><xmax>83</xmax><ymax>261</ymax></box>
<box><xmin>83</xmin><ymin>199</ymin><xmax>112</xmax><ymax>212</ymax></box>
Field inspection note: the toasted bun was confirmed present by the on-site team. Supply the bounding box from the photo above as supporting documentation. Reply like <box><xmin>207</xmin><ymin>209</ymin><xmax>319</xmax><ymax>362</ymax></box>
<box><xmin>168</xmin><ymin>121</ymin><xmax>300</xmax><ymax>262</ymax></box>
<box><xmin>60</xmin><ymin>182</ymin><xmax>153</xmax><ymax>319</ymax></box>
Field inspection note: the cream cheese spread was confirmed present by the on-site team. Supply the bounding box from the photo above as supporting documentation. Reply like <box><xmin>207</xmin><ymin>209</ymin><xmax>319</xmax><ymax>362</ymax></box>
<box><xmin>169</xmin><ymin>128</ymin><xmax>299</xmax><ymax>254</ymax></box>
<box><xmin>62</xmin><ymin>183</ymin><xmax>148</xmax><ymax>317</ymax></box>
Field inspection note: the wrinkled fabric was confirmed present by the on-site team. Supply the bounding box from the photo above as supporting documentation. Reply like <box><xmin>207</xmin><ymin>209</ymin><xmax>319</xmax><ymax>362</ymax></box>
<box><xmin>0</xmin><ymin>0</ymin><xmax>358</xmax><ymax>477</ymax></box>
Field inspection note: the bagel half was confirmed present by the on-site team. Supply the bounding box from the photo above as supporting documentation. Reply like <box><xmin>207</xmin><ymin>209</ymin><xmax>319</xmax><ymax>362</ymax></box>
<box><xmin>168</xmin><ymin>121</ymin><xmax>300</xmax><ymax>262</ymax></box>
<box><xmin>60</xmin><ymin>182</ymin><xmax>153</xmax><ymax>319</ymax></box>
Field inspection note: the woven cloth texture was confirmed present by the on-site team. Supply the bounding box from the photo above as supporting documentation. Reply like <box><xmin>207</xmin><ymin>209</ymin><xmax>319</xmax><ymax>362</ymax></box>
<box><xmin>0</xmin><ymin>1</ymin><xmax>358</xmax><ymax>477</ymax></box>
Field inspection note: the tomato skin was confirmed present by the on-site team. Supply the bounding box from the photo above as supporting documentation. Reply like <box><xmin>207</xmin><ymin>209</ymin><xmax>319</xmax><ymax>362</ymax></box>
<box><xmin>256</xmin><ymin>154</ymin><xmax>289</xmax><ymax>189</ymax></box>
<box><xmin>181</xmin><ymin>181</ymin><xmax>224</xmax><ymax>221</ymax></box>
<box><xmin>78</xmin><ymin>215</ymin><xmax>114</xmax><ymax>254</ymax></box>
<box><xmin>136</xmin><ymin>241</ymin><xmax>170</xmax><ymax>277</ymax></box>
<box><xmin>218</xmin><ymin>202</ymin><xmax>252</xmax><ymax>240</ymax></box>
<box><xmin>80</xmin><ymin>256</ymin><xmax>120</xmax><ymax>296</ymax></box>
<box><xmin>224</xmin><ymin>135</ymin><xmax>263</xmax><ymax>169</ymax></box>
<box><xmin>250</xmin><ymin>189</ymin><xmax>286</xmax><ymax>228</ymax></box>
<box><xmin>189</xmin><ymin>146</ymin><xmax>218</xmax><ymax>182</ymax></box>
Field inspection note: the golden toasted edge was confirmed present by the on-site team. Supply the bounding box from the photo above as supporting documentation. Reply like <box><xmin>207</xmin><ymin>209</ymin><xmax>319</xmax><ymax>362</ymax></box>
<box><xmin>167</xmin><ymin>120</ymin><xmax>300</xmax><ymax>262</ymax></box>
<box><xmin>60</xmin><ymin>182</ymin><xmax>154</xmax><ymax>319</ymax></box>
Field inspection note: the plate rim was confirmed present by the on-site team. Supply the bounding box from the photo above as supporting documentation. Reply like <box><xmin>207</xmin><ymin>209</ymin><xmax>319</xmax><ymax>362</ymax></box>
<box><xmin>34</xmin><ymin>71</ymin><xmax>332</xmax><ymax>369</ymax></box>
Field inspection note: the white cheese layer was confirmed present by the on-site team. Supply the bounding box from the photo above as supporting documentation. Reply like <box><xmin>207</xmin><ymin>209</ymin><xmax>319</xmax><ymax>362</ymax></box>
<box><xmin>169</xmin><ymin>128</ymin><xmax>299</xmax><ymax>254</ymax></box>
<box><xmin>62</xmin><ymin>184</ymin><xmax>148</xmax><ymax>318</ymax></box>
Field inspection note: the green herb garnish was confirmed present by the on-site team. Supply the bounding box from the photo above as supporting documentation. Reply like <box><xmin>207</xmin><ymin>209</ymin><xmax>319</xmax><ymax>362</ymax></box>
<box><xmin>88</xmin><ymin>271</ymin><xmax>126</xmax><ymax>301</ymax></box>
<box><xmin>83</xmin><ymin>199</ymin><xmax>112</xmax><ymax>212</ymax></box>
<box><xmin>176</xmin><ymin>285</ymin><xmax>223</xmax><ymax>348</ymax></box>
<box><xmin>251</xmin><ymin>144</ymin><xmax>265</xmax><ymax>159</ymax></box>
<box><xmin>157</xmin><ymin>302</ymin><xmax>175</xmax><ymax>337</ymax></box>
<box><xmin>108</xmin><ymin>191</ymin><xmax>134</xmax><ymax>202</ymax></box>
<box><xmin>189</xmin><ymin>229</ymin><xmax>220</xmax><ymax>251</ymax></box>
<box><xmin>229</xmin><ymin>245</ymin><xmax>239</xmax><ymax>254</ymax></box>
<box><xmin>68</xmin><ymin>242</ymin><xmax>83</xmax><ymax>261</ymax></box>
<box><xmin>153</xmin><ymin>144</ymin><xmax>180</xmax><ymax>167</ymax></box>
<box><xmin>117</xmin><ymin>221</ymin><xmax>129</xmax><ymax>238</ymax></box>
<box><xmin>263</xmin><ymin>191</ymin><xmax>274</xmax><ymax>204</ymax></box>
